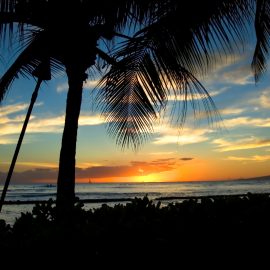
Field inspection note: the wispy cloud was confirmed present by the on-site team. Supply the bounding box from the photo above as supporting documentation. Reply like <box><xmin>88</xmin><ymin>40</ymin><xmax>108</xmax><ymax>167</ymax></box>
<box><xmin>149</xmin><ymin>151</ymin><xmax>175</xmax><ymax>156</ymax></box>
<box><xmin>0</xmin><ymin>102</ymin><xmax>42</xmax><ymax>116</ymax></box>
<box><xmin>84</xmin><ymin>80</ymin><xmax>100</xmax><ymax>89</ymax></box>
<box><xmin>221</xmin><ymin>117</ymin><xmax>270</xmax><ymax>128</ymax></box>
<box><xmin>0</xmin><ymin>136</ymin><xmax>18</xmax><ymax>144</ymax></box>
<box><xmin>1</xmin><ymin>161</ymin><xmax>102</xmax><ymax>169</ymax></box>
<box><xmin>153</xmin><ymin>134</ymin><xmax>209</xmax><ymax>145</ymax></box>
<box><xmin>56</xmin><ymin>80</ymin><xmax>100</xmax><ymax>93</ymax></box>
<box><xmin>0</xmin><ymin>115</ymin><xmax>65</xmax><ymax>136</ymax></box>
<box><xmin>153</xmin><ymin>126</ymin><xmax>213</xmax><ymax>145</ymax></box>
<box><xmin>0</xmin><ymin>103</ymin><xmax>105</xmax><ymax>144</ymax></box>
<box><xmin>0</xmin><ymin>114</ymin><xmax>105</xmax><ymax>135</ymax></box>
<box><xmin>220</xmin><ymin>66</ymin><xmax>253</xmax><ymax>85</ymax></box>
<box><xmin>78</xmin><ymin>114</ymin><xmax>105</xmax><ymax>126</ymax></box>
<box><xmin>201</xmin><ymin>52</ymin><xmax>243</xmax><ymax>80</ymax></box>
<box><xmin>167</xmin><ymin>87</ymin><xmax>228</xmax><ymax>101</ymax></box>
<box><xmin>259</xmin><ymin>89</ymin><xmax>270</xmax><ymax>109</ymax></box>
<box><xmin>1</xmin><ymin>161</ymin><xmax>59</xmax><ymax>168</ymax></box>
<box><xmin>0</xmin><ymin>103</ymin><xmax>28</xmax><ymax>116</ymax></box>
<box><xmin>56</xmin><ymin>83</ymin><xmax>68</xmax><ymax>93</ymax></box>
<box><xmin>213</xmin><ymin>137</ymin><xmax>270</xmax><ymax>152</ymax></box>
<box><xmin>203</xmin><ymin>52</ymin><xmax>253</xmax><ymax>86</ymax></box>
<box><xmin>227</xmin><ymin>155</ymin><xmax>270</xmax><ymax>162</ymax></box>
<box><xmin>219</xmin><ymin>108</ymin><xmax>246</xmax><ymax>115</ymax></box>
<box><xmin>245</xmin><ymin>89</ymin><xmax>270</xmax><ymax>110</ymax></box>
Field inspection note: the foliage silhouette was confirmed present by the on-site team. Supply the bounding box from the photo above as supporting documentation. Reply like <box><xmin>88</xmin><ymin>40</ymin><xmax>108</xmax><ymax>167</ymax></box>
<box><xmin>0</xmin><ymin>194</ymin><xmax>270</xmax><ymax>264</ymax></box>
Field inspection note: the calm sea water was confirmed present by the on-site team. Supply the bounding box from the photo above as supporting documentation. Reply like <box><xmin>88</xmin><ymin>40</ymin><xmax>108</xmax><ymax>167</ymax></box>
<box><xmin>1</xmin><ymin>179</ymin><xmax>270</xmax><ymax>224</ymax></box>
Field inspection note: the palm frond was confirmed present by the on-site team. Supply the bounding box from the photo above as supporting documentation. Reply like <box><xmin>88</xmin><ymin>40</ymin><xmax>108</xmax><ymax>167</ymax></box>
<box><xmin>168</xmin><ymin>67</ymin><xmax>220</xmax><ymax>128</ymax></box>
<box><xmin>0</xmin><ymin>41</ymin><xmax>39</xmax><ymax>102</ymax></box>
<box><xmin>0</xmin><ymin>30</ymin><xmax>64</xmax><ymax>102</ymax></box>
<box><xmin>96</xmin><ymin>37</ymin><xmax>221</xmax><ymax>149</ymax></box>
<box><xmin>252</xmin><ymin>0</ymin><xmax>270</xmax><ymax>81</ymax></box>
<box><xmin>96</xmin><ymin>46</ymin><xmax>163</xmax><ymax>150</ymax></box>
<box><xmin>97</xmin><ymin>0</ymin><xmax>257</xmax><ymax>149</ymax></box>
<box><xmin>133</xmin><ymin>0</ymin><xmax>254</xmax><ymax>77</ymax></box>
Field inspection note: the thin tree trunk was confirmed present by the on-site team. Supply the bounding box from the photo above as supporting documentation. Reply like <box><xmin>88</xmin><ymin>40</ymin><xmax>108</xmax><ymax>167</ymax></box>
<box><xmin>56</xmin><ymin>67</ymin><xmax>86</xmax><ymax>218</ymax></box>
<box><xmin>0</xmin><ymin>78</ymin><xmax>42</xmax><ymax>213</ymax></box>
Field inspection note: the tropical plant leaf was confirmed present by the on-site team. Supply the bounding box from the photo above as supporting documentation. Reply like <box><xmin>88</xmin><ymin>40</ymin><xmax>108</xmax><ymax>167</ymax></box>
<box><xmin>97</xmin><ymin>49</ymin><xmax>161</xmax><ymax>150</ymax></box>
<box><xmin>252</xmin><ymin>0</ymin><xmax>270</xmax><ymax>81</ymax></box>
<box><xmin>96</xmin><ymin>37</ymin><xmax>220</xmax><ymax>149</ymax></box>
<box><xmin>97</xmin><ymin>0</ymin><xmax>258</xmax><ymax>149</ymax></box>
<box><xmin>0</xmin><ymin>30</ymin><xmax>63</xmax><ymax>102</ymax></box>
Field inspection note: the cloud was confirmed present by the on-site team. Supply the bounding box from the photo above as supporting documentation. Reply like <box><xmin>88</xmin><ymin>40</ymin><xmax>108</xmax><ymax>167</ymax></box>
<box><xmin>167</xmin><ymin>87</ymin><xmax>229</xmax><ymax>101</ymax></box>
<box><xmin>211</xmin><ymin>53</ymin><xmax>243</xmax><ymax>72</ymax></box>
<box><xmin>78</xmin><ymin>114</ymin><xmax>105</xmax><ymax>126</ymax></box>
<box><xmin>213</xmin><ymin>137</ymin><xmax>270</xmax><ymax>152</ymax></box>
<box><xmin>0</xmin><ymin>158</ymin><xmax>178</xmax><ymax>183</ymax></box>
<box><xmin>179</xmin><ymin>157</ymin><xmax>194</xmax><ymax>161</ymax></box>
<box><xmin>76</xmin><ymin>162</ymin><xmax>103</xmax><ymax>168</ymax></box>
<box><xmin>246</xmin><ymin>89</ymin><xmax>270</xmax><ymax>110</ymax></box>
<box><xmin>0</xmin><ymin>103</ymin><xmax>54</xmax><ymax>144</ymax></box>
<box><xmin>153</xmin><ymin>135</ymin><xmax>209</xmax><ymax>145</ymax></box>
<box><xmin>0</xmin><ymin>136</ymin><xmax>18</xmax><ymax>144</ymax></box>
<box><xmin>149</xmin><ymin>151</ymin><xmax>175</xmax><ymax>156</ymax></box>
<box><xmin>56</xmin><ymin>83</ymin><xmax>68</xmax><ymax>93</ymax></box>
<box><xmin>2</xmin><ymin>161</ymin><xmax>59</xmax><ymax>168</ymax></box>
<box><xmin>153</xmin><ymin>126</ymin><xmax>212</xmax><ymax>145</ymax></box>
<box><xmin>220</xmin><ymin>66</ymin><xmax>253</xmax><ymax>85</ymax></box>
<box><xmin>203</xmin><ymin>52</ymin><xmax>254</xmax><ymax>86</ymax></box>
<box><xmin>227</xmin><ymin>155</ymin><xmax>270</xmax><ymax>162</ymax></box>
<box><xmin>0</xmin><ymin>115</ymin><xmax>65</xmax><ymax>136</ymax></box>
<box><xmin>0</xmin><ymin>103</ymin><xmax>28</xmax><ymax>116</ymax></box>
<box><xmin>201</xmin><ymin>52</ymin><xmax>243</xmax><ymax>82</ymax></box>
<box><xmin>219</xmin><ymin>108</ymin><xmax>246</xmax><ymax>115</ymax></box>
<box><xmin>128</xmin><ymin>159</ymin><xmax>176</xmax><ymax>175</ymax></box>
<box><xmin>0</xmin><ymin>102</ymin><xmax>42</xmax><ymax>116</ymax></box>
<box><xmin>0</xmin><ymin>168</ymin><xmax>58</xmax><ymax>184</ymax></box>
<box><xmin>259</xmin><ymin>90</ymin><xmax>270</xmax><ymax>109</ymax></box>
<box><xmin>83</xmin><ymin>80</ymin><xmax>99</xmax><ymax>89</ymax></box>
<box><xmin>56</xmin><ymin>80</ymin><xmax>100</xmax><ymax>93</ymax></box>
<box><xmin>0</xmin><ymin>112</ymin><xmax>105</xmax><ymax>144</ymax></box>
<box><xmin>208</xmin><ymin>87</ymin><xmax>230</xmax><ymax>97</ymax></box>
<box><xmin>221</xmin><ymin>117</ymin><xmax>270</xmax><ymax>128</ymax></box>
<box><xmin>193</xmin><ymin>105</ymin><xmax>246</xmax><ymax>121</ymax></box>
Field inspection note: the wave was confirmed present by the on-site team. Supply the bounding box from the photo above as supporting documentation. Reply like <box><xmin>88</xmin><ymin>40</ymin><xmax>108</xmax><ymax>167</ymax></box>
<box><xmin>3</xmin><ymin>179</ymin><xmax>270</xmax><ymax>202</ymax></box>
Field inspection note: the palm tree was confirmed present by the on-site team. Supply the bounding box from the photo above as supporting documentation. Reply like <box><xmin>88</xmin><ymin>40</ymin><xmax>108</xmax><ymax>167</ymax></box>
<box><xmin>0</xmin><ymin>0</ymin><xmax>269</xmax><ymax>217</ymax></box>
<box><xmin>0</xmin><ymin>60</ymin><xmax>51</xmax><ymax>213</ymax></box>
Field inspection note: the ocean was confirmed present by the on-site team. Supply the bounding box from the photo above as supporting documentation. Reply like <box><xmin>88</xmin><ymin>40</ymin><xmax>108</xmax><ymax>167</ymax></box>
<box><xmin>1</xmin><ymin>179</ymin><xmax>270</xmax><ymax>225</ymax></box>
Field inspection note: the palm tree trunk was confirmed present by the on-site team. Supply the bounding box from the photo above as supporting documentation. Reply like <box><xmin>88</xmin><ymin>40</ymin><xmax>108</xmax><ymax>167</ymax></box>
<box><xmin>0</xmin><ymin>78</ymin><xmax>43</xmax><ymax>213</ymax></box>
<box><xmin>56</xmin><ymin>67</ymin><xmax>86</xmax><ymax>218</ymax></box>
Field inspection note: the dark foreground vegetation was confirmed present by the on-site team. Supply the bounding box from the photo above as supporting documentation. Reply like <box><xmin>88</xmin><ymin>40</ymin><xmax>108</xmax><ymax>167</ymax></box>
<box><xmin>1</xmin><ymin>194</ymin><xmax>270</xmax><ymax>265</ymax></box>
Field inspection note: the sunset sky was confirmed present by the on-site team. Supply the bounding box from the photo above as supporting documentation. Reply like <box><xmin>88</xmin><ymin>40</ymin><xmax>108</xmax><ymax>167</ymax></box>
<box><xmin>1</xmin><ymin>35</ymin><xmax>270</xmax><ymax>184</ymax></box>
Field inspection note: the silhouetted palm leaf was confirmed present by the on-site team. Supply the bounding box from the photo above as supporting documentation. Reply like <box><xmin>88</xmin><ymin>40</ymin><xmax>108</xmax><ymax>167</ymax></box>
<box><xmin>252</xmin><ymin>0</ymin><xmax>270</xmax><ymax>81</ymax></box>
<box><xmin>0</xmin><ymin>30</ymin><xmax>63</xmax><ymax>101</ymax></box>
<box><xmin>97</xmin><ymin>37</ymin><xmax>219</xmax><ymax>149</ymax></box>
<box><xmin>97</xmin><ymin>0</ymin><xmax>255</xmax><ymax>148</ymax></box>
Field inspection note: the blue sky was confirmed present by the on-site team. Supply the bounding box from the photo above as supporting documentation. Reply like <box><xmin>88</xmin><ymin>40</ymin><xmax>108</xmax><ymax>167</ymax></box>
<box><xmin>0</xmin><ymin>30</ymin><xmax>270</xmax><ymax>183</ymax></box>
